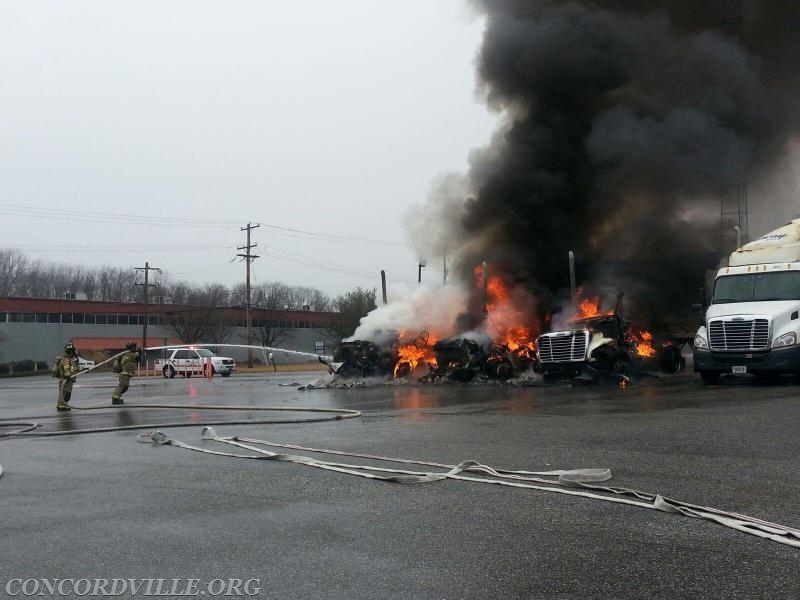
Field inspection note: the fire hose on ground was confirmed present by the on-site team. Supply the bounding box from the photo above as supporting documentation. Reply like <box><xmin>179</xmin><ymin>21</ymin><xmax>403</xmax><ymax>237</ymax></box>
<box><xmin>134</xmin><ymin>426</ymin><xmax>800</xmax><ymax>550</ymax></box>
<box><xmin>1</xmin><ymin>348</ymin><xmax>798</xmax><ymax>550</ymax></box>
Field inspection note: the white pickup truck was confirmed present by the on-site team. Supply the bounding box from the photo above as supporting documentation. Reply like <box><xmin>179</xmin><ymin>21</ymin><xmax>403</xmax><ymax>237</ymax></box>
<box><xmin>154</xmin><ymin>348</ymin><xmax>236</xmax><ymax>378</ymax></box>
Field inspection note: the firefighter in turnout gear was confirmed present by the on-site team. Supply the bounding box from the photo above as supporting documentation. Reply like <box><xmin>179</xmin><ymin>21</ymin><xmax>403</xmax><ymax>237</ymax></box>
<box><xmin>54</xmin><ymin>343</ymin><xmax>80</xmax><ymax>411</ymax></box>
<box><xmin>112</xmin><ymin>341</ymin><xmax>140</xmax><ymax>406</ymax></box>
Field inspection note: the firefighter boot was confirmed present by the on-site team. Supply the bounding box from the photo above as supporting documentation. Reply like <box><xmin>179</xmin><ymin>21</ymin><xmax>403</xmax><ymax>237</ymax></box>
<box><xmin>57</xmin><ymin>390</ymin><xmax>72</xmax><ymax>411</ymax></box>
<box><xmin>111</xmin><ymin>395</ymin><xmax>124</xmax><ymax>406</ymax></box>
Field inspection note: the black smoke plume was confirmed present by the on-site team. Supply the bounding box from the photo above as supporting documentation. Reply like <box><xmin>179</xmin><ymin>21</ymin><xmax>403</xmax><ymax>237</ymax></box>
<box><xmin>409</xmin><ymin>1</ymin><xmax>800</xmax><ymax>331</ymax></box>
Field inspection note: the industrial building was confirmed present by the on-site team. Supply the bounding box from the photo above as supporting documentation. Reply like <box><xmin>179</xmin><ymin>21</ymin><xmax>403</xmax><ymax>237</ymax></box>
<box><xmin>0</xmin><ymin>296</ymin><xmax>335</xmax><ymax>366</ymax></box>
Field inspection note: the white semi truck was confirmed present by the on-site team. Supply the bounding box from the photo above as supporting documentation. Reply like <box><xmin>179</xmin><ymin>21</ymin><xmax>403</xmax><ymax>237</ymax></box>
<box><xmin>694</xmin><ymin>219</ymin><xmax>800</xmax><ymax>384</ymax></box>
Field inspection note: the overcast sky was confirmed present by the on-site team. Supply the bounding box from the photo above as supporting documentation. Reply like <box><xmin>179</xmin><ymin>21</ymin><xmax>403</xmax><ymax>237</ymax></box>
<box><xmin>0</xmin><ymin>1</ymin><xmax>496</xmax><ymax>296</ymax></box>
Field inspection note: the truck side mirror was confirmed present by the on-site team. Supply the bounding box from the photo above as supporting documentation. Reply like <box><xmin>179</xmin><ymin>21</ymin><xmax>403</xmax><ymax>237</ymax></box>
<box><xmin>691</xmin><ymin>302</ymin><xmax>705</xmax><ymax>327</ymax></box>
<box><xmin>699</xmin><ymin>286</ymin><xmax>708</xmax><ymax>310</ymax></box>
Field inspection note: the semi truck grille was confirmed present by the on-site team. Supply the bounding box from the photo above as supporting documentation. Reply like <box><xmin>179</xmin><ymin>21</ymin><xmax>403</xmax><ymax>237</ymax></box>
<box><xmin>708</xmin><ymin>318</ymin><xmax>770</xmax><ymax>351</ymax></box>
<box><xmin>537</xmin><ymin>331</ymin><xmax>589</xmax><ymax>363</ymax></box>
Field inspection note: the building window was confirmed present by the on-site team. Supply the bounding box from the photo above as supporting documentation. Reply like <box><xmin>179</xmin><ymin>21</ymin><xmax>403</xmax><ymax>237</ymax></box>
<box><xmin>36</xmin><ymin>313</ymin><xmax>48</xmax><ymax>323</ymax></box>
<box><xmin>0</xmin><ymin>312</ymin><xmax>7</xmax><ymax>322</ymax></box>
<box><xmin>48</xmin><ymin>313</ymin><xmax>60</xmax><ymax>323</ymax></box>
<box><xmin>106</xmin><ymin>315</ymin><xmax>117</xmax><ymax>325</ymax></box>
<box><xmin>61</xmin><ymin>313</ymin><xmax>73</xmax><ymax>323</ymax></box>
<box><xmin>84</xmin><ymin>314</ymin><xmax>96</xmax><ymax>324</ymax></box>
<box><xmin>117</xmin><ymin>315</ymin><xmax>129</xmax><ymax>325</ymax></box>
<box><xmin>95</xmin><ymin>314</ymin><xmax>107</xmax><ymax>324</ymax></box>
<box><xmin>22</xmin><ymin>313</ymin><xmax>36</xmax><ymax>323</ymax></box>
<box><xmin>72</xmin><ymin>313</ymin><xmax>85</xmax><ymax>324</ymax></box>
<box><xmin>148</xmin><ymin>315</ymin><xmax>159</xmax><ymax>325</ymax></box>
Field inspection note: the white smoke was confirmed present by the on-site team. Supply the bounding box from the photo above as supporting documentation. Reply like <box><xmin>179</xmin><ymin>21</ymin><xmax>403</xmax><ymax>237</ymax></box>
<box><xmin>404</xmin><ymin>173</ymin><xmax>470</xmax><ymax>267</ymax></box>
<box><xmin>348</xmin><ymin>283</ymin><xmax>471</xmax><ymax>343</ymax></box>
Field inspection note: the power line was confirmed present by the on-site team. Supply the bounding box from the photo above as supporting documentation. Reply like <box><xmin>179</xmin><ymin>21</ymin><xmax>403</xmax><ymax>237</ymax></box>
<box><xmin>262</xmin><ymin>244</ymin><xmax>417</xmax><ymax>284</ymax></box>
<box><xmin>4</xmin><ymin>243</ymin><xmax>229</xmax><ymax>253</ymax></box>
<box><xmin>0</xmin><ymin>204</ymin><xmax>405</xmax><ymax>246</ymax></box>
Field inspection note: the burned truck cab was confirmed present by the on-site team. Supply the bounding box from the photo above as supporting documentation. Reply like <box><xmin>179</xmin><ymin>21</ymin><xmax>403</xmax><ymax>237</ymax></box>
<box><xmin>430</xmin><ymin>337</ymin><xmax>488</xmax><ymax>382</ymax></box>
<box><xmin>536</xmin><ymin>313</ymin><xmax>632</xmax><ymax>378</ymax></box>
<box><xmin>331</xmin><ymin>339</ymin><xmax>398</xmax><ymax>378</ymax></box>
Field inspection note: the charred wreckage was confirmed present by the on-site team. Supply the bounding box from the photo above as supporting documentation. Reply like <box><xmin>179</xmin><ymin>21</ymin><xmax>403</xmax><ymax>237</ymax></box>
<box><xmin>322</xmin><ymin>294</ymin><xmax>684</xmax><ymax>385</ymax></box>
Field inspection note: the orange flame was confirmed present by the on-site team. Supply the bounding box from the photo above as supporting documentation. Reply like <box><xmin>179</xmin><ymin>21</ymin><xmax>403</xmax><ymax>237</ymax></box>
<box><xmin>473</xmin><ymin>266</ymin><xmax>540</xmax><ymax>351</ymax></box>
<box><xmin>393</xmin><ymin>332</ymin><xmax>438</xmax><ymax>378</ymax></box>
<box><xmin>633</xmin><ymin>330</ymin><xmax>656</xmax><ymax>358</ymax></box>
<box><xmin>574</xmin><ymin>289</ymin><xmax>614</xmax><ymax>320</ymax></box>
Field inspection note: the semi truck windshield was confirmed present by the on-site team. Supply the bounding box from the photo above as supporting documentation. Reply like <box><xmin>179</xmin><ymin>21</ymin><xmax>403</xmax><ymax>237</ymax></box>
<box><xmin>713</xmin><ymin>271</ymin><xmax>800</xmax><ymax>303</ymax></box>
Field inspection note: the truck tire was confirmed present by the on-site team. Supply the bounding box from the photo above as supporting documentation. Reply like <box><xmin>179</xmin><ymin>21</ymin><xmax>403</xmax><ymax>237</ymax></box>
<box><xmin>699</xmin><ymin>371</ymin><xmax>720</xmax><ymax>385</ymax></box>
<box><xmin>660</xmin><ymin>345</ymin><xmax>683</xmax><ymax>374</ymax></box>
<box><xmin>163</xmin><ymin>365</ymin><xmax>176</xmax><ymax>379</ymax></box>
<box><xmin>221</xmin><ymin>372</ymin><xmax>231</xmax><ymax>377</ymax></box>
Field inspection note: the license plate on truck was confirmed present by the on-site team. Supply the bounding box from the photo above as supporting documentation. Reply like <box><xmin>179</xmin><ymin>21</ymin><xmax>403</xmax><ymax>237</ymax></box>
<box><xmin>732</xmin><ymin>366</ymin><xmax>747</xmax><ymax>374</ymax></box>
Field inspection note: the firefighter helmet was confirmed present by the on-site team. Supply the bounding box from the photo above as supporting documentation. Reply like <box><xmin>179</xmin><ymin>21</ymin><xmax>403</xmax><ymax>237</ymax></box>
<box><xmin>64</xmin><ymin>343</ymin><xmax>77</xmax><ymax>356</ymax></box>
<box><xmin>125</xmin><ymin>340</ymin><xmax>138</xmax><ymax>351</ymax></box>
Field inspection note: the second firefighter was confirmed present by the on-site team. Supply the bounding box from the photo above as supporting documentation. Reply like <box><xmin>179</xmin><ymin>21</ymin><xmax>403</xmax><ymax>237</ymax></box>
<box><xmin>112</xmin><ymin>340</ymin><xmax>140</xmax><ymax>405</ymax></box>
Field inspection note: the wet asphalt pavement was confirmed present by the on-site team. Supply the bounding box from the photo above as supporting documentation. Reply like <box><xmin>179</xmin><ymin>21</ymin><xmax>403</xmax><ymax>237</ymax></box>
<box><xmin>0</xmin><ymin>370</ymin><xmax>797</xmax><ymax>599</ymax></box>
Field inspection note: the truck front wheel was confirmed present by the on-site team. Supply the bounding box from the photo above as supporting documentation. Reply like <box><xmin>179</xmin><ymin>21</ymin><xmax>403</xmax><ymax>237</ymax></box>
<box><xmin>699</xmin><ymin>371</ymin><xmax>721</xmax><ymax>385</ymax></box>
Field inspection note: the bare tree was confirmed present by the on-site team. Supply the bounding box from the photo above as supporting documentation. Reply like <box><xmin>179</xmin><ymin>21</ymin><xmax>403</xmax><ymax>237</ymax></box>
<box><xmin>0</xmin><ymin>249</ymin><xmax>28</xmax><ymax>296</ymax></box>
<box><xmin>162</xmin><ymin>307</ymin><xmax>233</xmax><ymax>344</ymax></box>
<box><xmin>1</xmin><ymin>251</ymin><xmax>336</xmax><ymax>318</ymax></box>
<box><xmin>306</xmin><ymin>288</ymin><xmax>334</xmax><ymax>312</ymax></box>
<box><xmin>161</xmin><ymin>284</ymin><xmax>235</xmax><ymax>343</ymax></box>
<box><xmin>250</xmin><ymin>282</ymin><xmax>294</xmax><ymax>348</ymax></box>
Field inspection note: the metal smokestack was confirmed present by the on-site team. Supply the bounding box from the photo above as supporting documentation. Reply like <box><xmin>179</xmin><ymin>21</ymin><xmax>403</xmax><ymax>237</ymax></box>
<box><xmin>380</xmin><ymin>270</ymin><xmax>388</xmax><ymax>305</ymax></box>
<box><xmin>481</xmin><ymin>261</ymin><xmax>489</xmax><ymax>314</ymax></box>
<box><xmin>568</xmin><ymin>251</ymin><xmax>577</xmax><ymax>301</ymax></box>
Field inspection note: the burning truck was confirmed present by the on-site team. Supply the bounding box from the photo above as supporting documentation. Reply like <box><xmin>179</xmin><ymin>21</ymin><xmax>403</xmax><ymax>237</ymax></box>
<box><xmin>535</xmin><ymin>293</ymin><xmax>683</xmax><ymax>381</ymax></box>
<box><xmin>324</xmin><ymin>264</ymin><xmax>683</xmax><ymax>384</ymax></box>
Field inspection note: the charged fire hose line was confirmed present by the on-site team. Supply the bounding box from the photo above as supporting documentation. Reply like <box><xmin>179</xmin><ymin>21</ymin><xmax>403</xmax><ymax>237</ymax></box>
<box><xmin>0</xmin><ymin>407</ymin><xmax>361</xmax><ymax>438</ymax></box>
<box><xmin>73</xmin><ymin>343</ymin><xmax>332</xmax><ymax>379</ymax></box>
<box><xmin>72</xmin><ymin>350</ymin><xmax>126</xmax><ymax>378</ymax></box>
<box><xmin>141</xmin><ymin>428</ymin><xmax>800</xmax><ymax>550</ymax></box>
<box><xmin>142</xmin><ymin>343</ymin><xmax>333</xmax><ymax>363</ymax></box>
<box><xmin>0</xmin><ymin>422</ymin><xmax>39</xmax><ymax>476</ymax></box>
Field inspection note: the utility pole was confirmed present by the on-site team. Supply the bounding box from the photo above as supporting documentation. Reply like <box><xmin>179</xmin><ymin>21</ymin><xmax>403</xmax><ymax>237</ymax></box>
<box><xmin>135</xmin><ymin>262</ymin><xmax>161</xmax><ymax>354</ymax></box>
<box><xmin>720</xmin><ymin>0</ymin><xmax>749</xmax><ymax>249</ymax></box>
<box><xmin>237</xmin><ymin>222</ymin><xmax>260</xmax><ymax>368</ymax></box>
<box><xmin>418</xmin><ymin>259</ymin><xmax>426</xmax><ymax>284</ymax></box>
<box><xmin>442</xmin><ymin>253</ymin><xmax>448</xmax><ymax>285</ymax></box>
